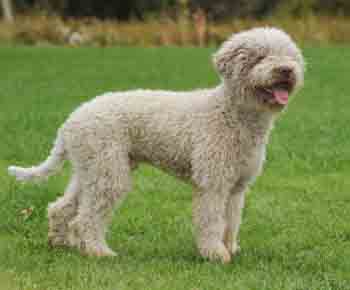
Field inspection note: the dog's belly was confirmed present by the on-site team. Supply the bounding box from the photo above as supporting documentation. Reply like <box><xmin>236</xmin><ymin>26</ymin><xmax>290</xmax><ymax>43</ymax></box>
<box><xmin>130</xmin><ymin>137</ymin><xmax>193</xmax><ymax>181</ymax></box>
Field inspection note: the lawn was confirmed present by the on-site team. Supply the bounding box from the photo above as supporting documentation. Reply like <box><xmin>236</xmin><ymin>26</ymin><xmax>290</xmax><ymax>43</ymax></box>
<box><xmin>0</xmin><ymin>45</ymin><xmax>349</xmax><ymax>290</ymax></box>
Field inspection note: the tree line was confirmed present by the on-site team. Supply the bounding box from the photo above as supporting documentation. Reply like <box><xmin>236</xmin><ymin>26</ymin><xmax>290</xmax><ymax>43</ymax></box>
<box><xmin>2</xmin><ymin>0</ymin><xmax>350</xmax><ymax>21</ymax></box>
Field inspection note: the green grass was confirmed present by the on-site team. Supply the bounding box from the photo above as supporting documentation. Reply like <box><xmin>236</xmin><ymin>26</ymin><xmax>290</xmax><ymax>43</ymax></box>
<box><xmin>0</xmin><ymin>45</ymin><xmax>349</xmax><ymax>290</ymax></box>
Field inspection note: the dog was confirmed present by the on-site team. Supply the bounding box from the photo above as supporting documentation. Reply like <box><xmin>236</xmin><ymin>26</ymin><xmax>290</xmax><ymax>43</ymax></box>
<box><xmin>8</xmin><ymin>27</ymin><xmax>304</xmax><ymax>263</ymax></box>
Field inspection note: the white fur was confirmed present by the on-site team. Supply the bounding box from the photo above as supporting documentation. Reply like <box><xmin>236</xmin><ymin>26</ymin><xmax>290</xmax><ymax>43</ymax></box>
<box><xmin>8</xmin><ymin>27</ymin><xmax>304</xmax><ymax>262</ymax></box>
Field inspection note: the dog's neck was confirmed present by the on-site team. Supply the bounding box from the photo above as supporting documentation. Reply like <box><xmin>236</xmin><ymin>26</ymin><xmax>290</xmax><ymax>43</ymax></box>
<box><xmin>214</xmin><ymin>83</ymin><xmax>276</xmax><ymax>138</ymax></box>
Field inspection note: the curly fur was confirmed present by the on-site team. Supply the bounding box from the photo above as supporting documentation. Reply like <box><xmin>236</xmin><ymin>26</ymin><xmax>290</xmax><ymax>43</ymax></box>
<box><xmin>8</xmin><ymin>27</ymin><xmax>304</xmax><ymax>263</ymax></box>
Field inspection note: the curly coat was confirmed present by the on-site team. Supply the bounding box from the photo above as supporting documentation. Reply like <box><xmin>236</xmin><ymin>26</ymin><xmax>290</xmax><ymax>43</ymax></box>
<box><xmin>8</xmin><ymin>27</ymin><xmax>304</xmax><ymax>263</ymax></box>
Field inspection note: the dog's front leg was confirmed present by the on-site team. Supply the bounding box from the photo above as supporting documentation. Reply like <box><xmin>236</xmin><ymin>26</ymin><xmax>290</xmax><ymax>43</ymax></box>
<box><xmin>223</xmin><ymin>181</ymin><xmax>247</xmax><ymax>257</ymax></box>
<box><xmin>193</xmin><ymin>188</ymin><xmax>231</xmax><ymax>263</ymax></box>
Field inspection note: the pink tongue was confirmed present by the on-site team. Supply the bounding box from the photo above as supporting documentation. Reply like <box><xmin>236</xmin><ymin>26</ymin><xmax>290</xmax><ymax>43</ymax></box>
<box><xmin>273</xmin><ymin>90</ymin><xmax>289</xmax><ymax>105</ymax></box>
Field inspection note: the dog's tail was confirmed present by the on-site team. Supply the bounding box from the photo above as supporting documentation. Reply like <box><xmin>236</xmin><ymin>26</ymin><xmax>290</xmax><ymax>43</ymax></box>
<box><xmin>8</xmin><ymin>133</ymin><xmax>66</xmax><ymax>183</ymax></box>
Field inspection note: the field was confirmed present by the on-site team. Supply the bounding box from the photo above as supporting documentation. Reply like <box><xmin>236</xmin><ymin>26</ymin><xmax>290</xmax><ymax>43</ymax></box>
<box><xmin>0</xmin><ymin>45</ymin><xmax>349</xmax><ymax>290</ymax></box>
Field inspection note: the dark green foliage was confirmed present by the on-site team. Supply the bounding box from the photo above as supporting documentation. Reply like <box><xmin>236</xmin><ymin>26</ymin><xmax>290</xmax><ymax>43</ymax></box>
<box><xmin>190</xmin><ymin>0</ymin><xmax>280</xmax><ymax>19</ymax></box>
<box><xmin>11</xmin><ymin>0</ymin><xmax>350</xmax><ymax>20</ymax></box>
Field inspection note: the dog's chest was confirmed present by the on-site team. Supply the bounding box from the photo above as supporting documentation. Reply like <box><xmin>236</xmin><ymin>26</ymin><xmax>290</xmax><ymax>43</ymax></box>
<box><xmin>236</xmin><ymin>129</ymin><xmax>267</xmax><ymax>182</ymax></box>
<box><xmin>238</xmin><ymin>141</ymin><xmax>266</xmax><ymax>181</ymax></box>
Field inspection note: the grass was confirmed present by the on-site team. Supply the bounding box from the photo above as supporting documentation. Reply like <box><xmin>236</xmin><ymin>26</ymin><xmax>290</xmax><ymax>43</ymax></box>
<box><xmin>0</xmin><ymin>45</ymin><xmax>349</xmax><ymax>290</ymax></box>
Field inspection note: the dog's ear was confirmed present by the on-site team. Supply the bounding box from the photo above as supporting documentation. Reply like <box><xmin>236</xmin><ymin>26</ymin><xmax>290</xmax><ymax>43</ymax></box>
<box><xmin>212</xmin><ymin>42</ymin><xmax>243</xmax><ymax>79</ymax></box>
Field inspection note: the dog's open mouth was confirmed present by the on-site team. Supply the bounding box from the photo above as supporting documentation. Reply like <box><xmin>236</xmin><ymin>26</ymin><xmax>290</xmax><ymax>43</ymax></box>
<box><xmin>258</xmin><ymin>80</ymin><xmax>294</xmax><ymax>106</ymax></box>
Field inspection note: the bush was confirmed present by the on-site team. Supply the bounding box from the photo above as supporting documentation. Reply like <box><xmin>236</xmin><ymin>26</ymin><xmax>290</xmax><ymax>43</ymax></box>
<box><xmin>2</xmin><ymin>13</ymin><xmax>350</xmax><ymax>47</ymax></box>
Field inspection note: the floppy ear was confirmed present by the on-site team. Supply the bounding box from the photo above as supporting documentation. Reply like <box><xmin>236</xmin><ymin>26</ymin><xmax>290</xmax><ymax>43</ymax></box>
<box><xmin>212</xmin><ymin>41</ymin><xmax>242</xmax><ymax>79</ymax></box>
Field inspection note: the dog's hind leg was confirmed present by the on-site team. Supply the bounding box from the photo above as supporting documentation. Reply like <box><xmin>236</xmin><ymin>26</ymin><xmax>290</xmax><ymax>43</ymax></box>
<box><xmin>68</xmin><ymin>146</ymin><xmax>132</xmax><ymax>257</ymax></box>
<box><xmin>47</xmin><ymin>173</ymin><xmax>79</xmax><ymax>248</ymax></box>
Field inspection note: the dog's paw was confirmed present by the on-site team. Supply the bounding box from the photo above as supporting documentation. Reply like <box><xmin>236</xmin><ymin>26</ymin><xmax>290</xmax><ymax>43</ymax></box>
<box><xmin>224</xmin><ymin>240</ymin><xmax>241</xmax><ymax>257</ymax></box>
<box><xmin>199</xmin><ymin>241</ymin><xmax>231</xmax><ymax>264</ymax></box>
<box><xmin>48</xmin><ymin>234</ymin><xmax>71</xmax><ymax>248</ymax></box>
<box><xmin>230</xmin><ymin>242</ymin><xmax>241</xmax><ymax>256</ymax></box>
<box><xmin>67</xmin><ymin>222</ymin><xmax>116</xmax><ymax>257</ymax></box>
<box><xmin>83</xmin><ymin>243</ymin><xmax>117</xmax><ymax>257</ymax></box>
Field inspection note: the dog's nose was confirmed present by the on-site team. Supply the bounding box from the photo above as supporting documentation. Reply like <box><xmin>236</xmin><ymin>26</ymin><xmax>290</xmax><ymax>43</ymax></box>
<box><xmin>276</xmin><ymin>66</ymin><xmax>293</xmax><ymax>78</ymax></box>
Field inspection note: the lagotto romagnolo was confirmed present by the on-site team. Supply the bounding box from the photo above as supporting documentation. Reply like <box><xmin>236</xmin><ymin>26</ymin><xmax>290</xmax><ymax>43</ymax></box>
<box><xmin>9</xmin><ymin>27</ymin><xmax>304</xmax><ymax>263</ymax></box>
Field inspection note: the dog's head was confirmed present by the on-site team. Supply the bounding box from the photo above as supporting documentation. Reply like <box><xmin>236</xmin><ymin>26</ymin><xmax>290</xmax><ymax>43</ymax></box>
<box><xmin>213</xmin><ymin>27</ymin><xmax>304</xmax><ymax>112</ymax></box>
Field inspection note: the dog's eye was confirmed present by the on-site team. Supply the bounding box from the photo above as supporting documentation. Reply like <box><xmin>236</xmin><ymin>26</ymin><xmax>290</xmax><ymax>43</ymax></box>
<box><xmin>243</xmin><ymin>55</ymin><xmax>265</xmax><ymax>72</ymax></box>
<box><xmin>254</xmin><ymin>56</ymin><xmax>265</xmax><ymax>64</ymax></box>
